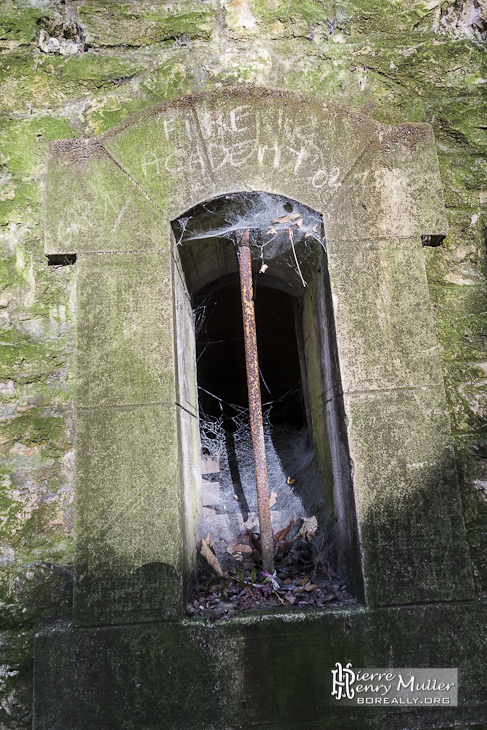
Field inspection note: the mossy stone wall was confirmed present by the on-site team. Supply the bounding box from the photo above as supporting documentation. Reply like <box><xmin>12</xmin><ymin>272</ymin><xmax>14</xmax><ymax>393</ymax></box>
<box><xmin>0</xmin><ymin>0</ymin><xmax>486</xmax><ymax>727</ymax></box>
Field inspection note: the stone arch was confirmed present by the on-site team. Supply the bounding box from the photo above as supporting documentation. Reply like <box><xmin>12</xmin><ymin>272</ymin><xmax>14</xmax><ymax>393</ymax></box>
<box><xmin>45</xmin><ymin>87</ymin><xmax>473</xmax><ymax>626</ymax></box>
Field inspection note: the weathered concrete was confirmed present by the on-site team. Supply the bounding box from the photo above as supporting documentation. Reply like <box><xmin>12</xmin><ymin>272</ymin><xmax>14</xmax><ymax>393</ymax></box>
<box><xmin>77</xmin><ymin>250</ymin><xmax>175</xmax><ymax>408</ymax></box>
<box><xmin>33</xmin><ymin>600</ymin><xmax>487</xmax><ymax>730</ymax></box>
<box><xmin>75</xmin><ymin>404</ymin><xmax>183</xmax><ymax>626</ymax></box>
<box><xmin>327</xmin><ymin>237</ymin><xmax>444</xmax><ymax>393</ymax></box>
<box><xmin>43</xmin><ymin>87</ymin><xmax>471</xmax><ymax>610</ymax></box>
<box><xmin>45</xmin><ymin>145</ymin><xmax>168</xmax><ymax>256</ymax></box>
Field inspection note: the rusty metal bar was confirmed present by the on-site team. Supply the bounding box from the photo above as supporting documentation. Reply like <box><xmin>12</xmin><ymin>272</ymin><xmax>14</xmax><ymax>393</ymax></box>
<box><xmin>238</xmin><ymin>229</ymin><xmax>275</xmax><ymax>574</ymax></box>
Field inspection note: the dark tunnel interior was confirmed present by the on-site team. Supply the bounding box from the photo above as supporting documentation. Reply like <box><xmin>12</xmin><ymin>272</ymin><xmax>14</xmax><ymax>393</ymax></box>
<box><xmin>195</xmin><ymin>281</ymin><xmax>305</xmax><ymax>431</ymax></box>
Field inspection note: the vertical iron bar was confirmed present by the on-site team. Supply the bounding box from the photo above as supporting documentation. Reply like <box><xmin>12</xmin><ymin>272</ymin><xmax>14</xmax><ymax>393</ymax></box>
<box><xmin>238</xmin><ymin>229</ymin><xmax>275</xmax><ymax>574</ymax></box>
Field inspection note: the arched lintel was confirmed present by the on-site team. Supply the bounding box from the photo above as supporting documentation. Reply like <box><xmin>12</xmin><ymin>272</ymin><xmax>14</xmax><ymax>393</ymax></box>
<box><xmin>45</xmin><ymin>85</ymin><xmax>448</xmax><ymax>258</ymax></box>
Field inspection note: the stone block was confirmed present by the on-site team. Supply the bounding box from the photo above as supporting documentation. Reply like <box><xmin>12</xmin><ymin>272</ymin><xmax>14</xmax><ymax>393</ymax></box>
<box><xmin>443</xmin><ymin>362</ymin><xmax>487</xmax><ymax>434</ymax></box>
<box><xmin>322</xmin><ymin>393</ymin><xmax>362</xmax><ymax>592</ymax></box>
<box><xmin>301</xmin><ymin>258</ymin><xmax>343</xmax><ymax>403</ymax></box>
<box><xmin>33</xmin><ymin>601</ymin><xmax>487</xmax><ymax>729</ymax></box>
<box><xmin>104</xmin><ymin>89</ymin><xmax>380</xmax><ymax>221</ymax></box>
<box><xmin>454</xmin><ymin>434</ymin><xmax>487</xmax><ymax>593</ymax></box>
<box><xmin>173</xmin><ymin>255</ymin><xmax>201</xmax><ymax>573</ymax></box>
<box><xmin>201</xmin><ymin>454</ymin><xmax>220</xmax><ymax>474</ymax></box>
<box><xmin>76</xmin><ymin>250</ymin><xmax>175</xmax><ymax>408</ymax></box>
<box><xmin>188</xmin><ymin>89</ymin><xmax>378</xmax><ymax>214</ymax></box>
<box><xmin>75</xmin><ymin>405</ymin><xmax>183</xmax><ymax>625</ymax></box>
<box><xmin>104</xmin><ymin>100</ymin><xmax>214</xmax><ymax>220</ymax></box>
<box><xmin>276</xmin><ymin>96</ymin><xmax>377</xmax><ymax>212</ymax></box>
<box><xmin>423</xmin><ymin>208</ymin><xmax>486</xmax><ymax>286</ymax></box>
<box><xmin>173</xmin><ymin>249</ymin><xmax>199</xmax><ymax>414</ymax></box>
<box><xmin>344</xmin><ymin>386</ymin><xmax>474</xmax><ymax>606</ymax></box>
<box><xmin>201</xmin><ymin>480</ymin><xmax>221</xmax><ymax>506</ymax></box>
<box><xmin>45</xmin><ymin>143</ymin><xmax>167</xmax><ymax>255</ymax></box>
<box><xmin>193</xmin><ymin>87</ymin><xmax>285</xmax><ymax>196</ymax></box>
<box><xmin>78</xmin><ymin>1</ymin><xmax>215</xmax><ymax>48</ymax></box>
<box><xmin>327</xmin><ymin>237</ymin><xmax>444</xmax><ymax>393</ymax></box>
<box><xmin>429</xmin><ymin>284</ymin><xmax>487</xmax><ymax>362</ymax></box>
<box><xmin>205</xmin><ymin>513</ymin><xmax>232</xmax><ymax>542</ymax></box>
<box><xmin>324</xmin><ymin>124</ymin><xmax>448</xmax><ymax>241</ymax></box>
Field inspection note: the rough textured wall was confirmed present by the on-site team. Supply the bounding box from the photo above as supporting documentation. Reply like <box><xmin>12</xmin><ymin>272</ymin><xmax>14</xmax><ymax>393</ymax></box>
<box><xmin>0</xmin><ymin>0</ymin><xmax>485</xmax><ymax>725</ymax></box>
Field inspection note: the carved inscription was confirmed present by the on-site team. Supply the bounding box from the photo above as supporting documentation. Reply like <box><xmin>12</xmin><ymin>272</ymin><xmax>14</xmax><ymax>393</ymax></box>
<box><xmin>55</xmin><ymin>104</ymin><xmax>355</xmax><ymax>246</ymax></box>
<box><xmin>137</xmin><ymin>105</ymin><xmax>340</xmax><ymax>192</ymax></box>
<box><xmin>56</xmin><ymin>195</ymin><xmax>132</xmax><ymax>246</ymax></box>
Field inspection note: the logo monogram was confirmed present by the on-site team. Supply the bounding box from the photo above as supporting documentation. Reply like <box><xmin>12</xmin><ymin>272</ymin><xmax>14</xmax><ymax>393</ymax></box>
<box><xmin>331</xmin><ymin>662</ymin><xmax>356</xmax><ymax>700</ymax></box>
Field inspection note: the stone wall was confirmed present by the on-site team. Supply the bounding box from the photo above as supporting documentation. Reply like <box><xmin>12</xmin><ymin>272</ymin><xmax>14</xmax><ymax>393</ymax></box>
<box><xmin>0</xmin><ymin>0</ymin><xmax>485</xmax><ymax>726</ymax></box>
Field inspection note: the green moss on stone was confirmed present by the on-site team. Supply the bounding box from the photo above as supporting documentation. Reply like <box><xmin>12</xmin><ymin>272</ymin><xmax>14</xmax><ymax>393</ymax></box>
<box><xmin>251</xmin><ymin>0</ymin><xmax>333</xmax><ymax>37</ymax></box>
<box><xmin>0</xmin><ymin>51</ymin><xmax>147</xmax><ymax>112</ymax></box>
<box><xmin>429</xmin><ymin>284</ymin><xmax>487</xmax><ymax>362</ymax></box>
<box><xmin>78</xmin><ymin>2</ymin><xmax>215</xmax><ymax>48</ymax></box>
<box><xmin>438</xmin><ymin>154</ymin><xmax>487</xmax><ymax>208</ymax></box>
<box><xmin>443</xmin><ymin>362</ymin><xmax>487</xmax><ymax>434</ymax></box>
<box><xmin>0</xmin><ymin>629</ymin><xmax>34</xmax><ymax>729</ymax></box>
<box><xmin>423</xmin><ymin>209</ymin><xmax>485</xmax><ymax>285</ymax></box>
<box><xmin>334</xmin><ymin>0</ymin><xmax>447</xmax><ymax>37</ymax></box>
<box><xmin>0</xmin><ymin>329</ymin><xmax>68</xmax><ymax>385</ymax></box>
<box><xmin>353</xmin><ymin>39</ymin><xmax>487</xmax><ymax>99</ymax></box>
<box><xmin>140</xmin><ymin>57</ymin><xmax>201</xmax><ymax>104</ymax></box>
<box><xmin>425</xmin><ymin>97</ymin><xmax>487</xmax><ymax>152</ymax></box>
<box><xmin>0</xmin><ymin>6</ymin><xmax>47</xmax><ymax>44</ymax></box>
<box><xmin>86</xmin><ymin>93</ymin><xmax>152</xmax><ymax>135</ymax></box>
<box><xmin>0</xmin><ymin>408</ymin><xmax>66</xmax><ymax>457</ymax></box>
<box><xmin>0</xmin><ymin>559</ymin><xmax>73</xmax><ymax>629</ymax></box>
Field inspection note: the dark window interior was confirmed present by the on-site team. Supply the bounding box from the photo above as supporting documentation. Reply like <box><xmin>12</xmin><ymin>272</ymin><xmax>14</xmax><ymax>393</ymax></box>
<box><xmin>195</xmin><ymin>282</ymin><xmax>304</xmax><ymax>431</ymax></box>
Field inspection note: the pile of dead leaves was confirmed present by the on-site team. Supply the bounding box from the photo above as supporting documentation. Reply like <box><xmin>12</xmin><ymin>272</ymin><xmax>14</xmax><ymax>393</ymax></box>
<box><xmin>186</xmin><ymin>518</ymin><xmax>356</xmax><ymax>620</ymax></box>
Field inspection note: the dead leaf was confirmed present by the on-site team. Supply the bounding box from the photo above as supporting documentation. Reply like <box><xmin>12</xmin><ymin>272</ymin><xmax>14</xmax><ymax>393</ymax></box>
<box><xmin>297</xmin><ymin>515</ymin><xmax>318</xmax><ymax>541</ymax></box>
<box><xmin>312</xmin><ymin>224</ymin><xmax>318</xmax><ymax>233</ymax></box>
<box><xmin>200</xmin><ymin>533</ymin><xmax>224</xmax><ymax>576</ymax></box>
<box><xmin>271</xmin><ymin>213</ymin><xmax>301</xmax><ymax>224</ymax></box>
<box><xmin>276</xmin><ymin>539</ymin><xmax>293</xmax><ymax>555</ymax></box>
<box><xmin>322</xmin><ymin>594</ymin><xmax>335</xmax><ymax>603</ymax></box>
<box><xmin>275</xmin><ymin>518</ymin><xmax>295</xmax><ymax>544</ymax></box>
<box><xmin>305</xmin><ymin>232</ymin><xmax>313</xmax><ymax>238</ymax></box>
<box><xmin>234</xmin><ymin>544</ymin><xmax>252</xmax><ymax>554</ymax></box>
<box><xmin>259</xmin><ymin>263</ymin><xmax>268</xmax><ymax>274</ymax></box>
<box><xmin>269</xmin><ymin>492</ymin><xmax>277</xmax><ymax>508</ymax></box>
<box><xmin>294</xmin><ymin>217</ymin><xmax>303</xmax><ymax>228</ymax></box>
<box><xmin>286</xmin><ymin>476</ymin><xmax>295</xmax><ymax>485</ymax></box>
<box><xmin>266</xmin><ymin>226</ymin><xmax>277</xmax><ymax>235</ymax></box>
<box><xmin>304</xmin><ymin>582</ymin><xmax>319</xmax><ymax>592</ymax></box>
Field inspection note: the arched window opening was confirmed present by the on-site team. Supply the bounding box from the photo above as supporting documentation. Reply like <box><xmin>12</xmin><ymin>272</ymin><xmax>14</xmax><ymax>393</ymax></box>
<box><xmin>172</xmin><ymin>192</ymin><xmax>361</xmax><ymax>607</ymax></box>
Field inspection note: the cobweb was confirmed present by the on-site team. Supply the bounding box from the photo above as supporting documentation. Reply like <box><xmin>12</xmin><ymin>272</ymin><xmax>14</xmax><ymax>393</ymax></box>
<box><xmin>172</xmin><ymin>191</ymin><xmax>326</xmax><ymax>290</ymax></box>
<box><xmin>172</xmin><ymin>192</ymin><xmax>334</xmax><ymax>567</ymax></box>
